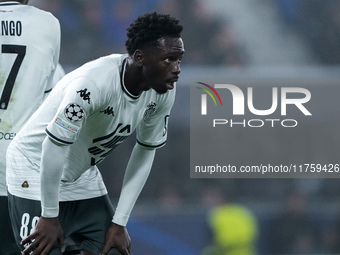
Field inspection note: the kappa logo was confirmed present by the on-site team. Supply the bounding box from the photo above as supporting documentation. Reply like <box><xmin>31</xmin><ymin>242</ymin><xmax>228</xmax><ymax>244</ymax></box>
<box><xmin>77</xmin><ymin>88</ymin><xmax>91</xmax><ymax>104</ymax></box>
<box><xmin>100</xmin><ymin>106</ymin><xmax>115</xmax><ymax>116</ymax></box>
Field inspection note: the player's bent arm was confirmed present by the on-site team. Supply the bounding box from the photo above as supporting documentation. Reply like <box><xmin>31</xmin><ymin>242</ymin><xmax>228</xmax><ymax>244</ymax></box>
<box><xmin>40</xmin><ymin>136</ymin><xmax>69</xmax><ymax>217</ymax></box>
<box><xmin>112</xmin><ymin>143</ymin><xmax>156</xmax><ymax>226</ymax></box>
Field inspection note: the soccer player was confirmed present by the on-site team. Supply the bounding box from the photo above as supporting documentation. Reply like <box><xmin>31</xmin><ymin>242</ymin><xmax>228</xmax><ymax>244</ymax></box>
<box><xmin>6</xmin><ymin>12</ymin><xmax>184</xmax><ymax>255</ymax></box>
<box><xmin>0</xmin><ymin>1</ymin><xmax>60</xmax><ymax>254</ymax></box>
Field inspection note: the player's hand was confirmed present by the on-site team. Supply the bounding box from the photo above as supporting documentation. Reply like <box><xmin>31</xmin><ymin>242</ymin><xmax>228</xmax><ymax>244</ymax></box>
<box><xmin>20</xmin><ymin>216</ymin><xmax>64</xmax><ymax>255</ymax></box>
<box><xmin>100</xmin><ymin>222</ymin><xmax>131</xmax><ymax>255</ymax></box>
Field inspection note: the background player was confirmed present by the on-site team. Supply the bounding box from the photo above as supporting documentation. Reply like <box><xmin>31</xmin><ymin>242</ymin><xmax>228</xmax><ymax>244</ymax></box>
<box><xmin>6</xmin><ymin>12</ymin><xmax>184</xmax><ymax>255</ymax></box>
<box><xmin>0</xmin><ymin>1</ymin><xmax>61</xmax><ymax>254</ymax></box>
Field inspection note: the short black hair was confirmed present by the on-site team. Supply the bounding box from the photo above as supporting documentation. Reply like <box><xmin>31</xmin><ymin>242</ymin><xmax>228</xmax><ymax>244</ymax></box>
<box><xmin>125</xmin><ymin>12</ymin><xmax>183</xmax><ymax>56</ymax></box>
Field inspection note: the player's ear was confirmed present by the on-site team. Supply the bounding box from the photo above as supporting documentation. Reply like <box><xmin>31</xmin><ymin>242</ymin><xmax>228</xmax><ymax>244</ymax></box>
<box><xmin>133</xmin><ymin>50</ymin><xmax>143</xmax><ymax>67</ymax></box>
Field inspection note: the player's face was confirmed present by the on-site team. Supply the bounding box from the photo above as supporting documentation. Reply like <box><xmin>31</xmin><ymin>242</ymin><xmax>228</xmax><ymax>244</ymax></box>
<box><xmin>142</xmin><ymin>37</ymin><xmax>185</xmax><ymax>94</ymax></box>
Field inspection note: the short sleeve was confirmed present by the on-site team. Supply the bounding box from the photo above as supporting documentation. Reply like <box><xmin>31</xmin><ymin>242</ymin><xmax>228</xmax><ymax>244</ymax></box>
<box><xmin>136</xmin><ymin>88</ymin><xmax>176</xmax><ymax>148</ymax></box>
<box><xmin>46</xmin><ymin>77</ymin><xmax>101</xmax><ymax>144</ymax></box>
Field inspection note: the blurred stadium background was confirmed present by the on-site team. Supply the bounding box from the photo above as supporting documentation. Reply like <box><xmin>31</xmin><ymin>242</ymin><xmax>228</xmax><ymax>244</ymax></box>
<box><xmin>29</xmin><ymin>0</ymin><xmax>340</xmax><ymax>254</ymax></box>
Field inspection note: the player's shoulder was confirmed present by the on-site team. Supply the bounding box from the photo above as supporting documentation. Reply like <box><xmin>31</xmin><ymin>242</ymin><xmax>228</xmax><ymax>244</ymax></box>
<box><xmin>11</xmin><ymin>4</ymin><xmax>60</xmax><ymax>31</ymax></box>
<box><xmin>76</xmin><ymin>54</ymin><xmax>127</xmax><ymax>82</ymax></box>
<box><xmin>61</xmin><ymin>54</ymin><xmax>127</xmax><ymax>91</ymax></box>
<box><xmin>29</xmin><ymin>5</ymin><xmax>60</xmax><ymax>25</ymax></box>
<box><xmin>89</xmin><ymin>54</ymin><xmax>127</xmax><ymax>69</ymax></box>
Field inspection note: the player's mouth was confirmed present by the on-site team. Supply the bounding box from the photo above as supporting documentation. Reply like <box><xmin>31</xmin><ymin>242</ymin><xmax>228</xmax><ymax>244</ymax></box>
<box><xmin>166</xmin><ymin>78</ymin><xmax>178</xmax><ymax>90</ymax></box>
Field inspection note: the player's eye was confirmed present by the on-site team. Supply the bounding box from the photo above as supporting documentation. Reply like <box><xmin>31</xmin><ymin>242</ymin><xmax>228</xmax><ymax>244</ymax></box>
<box><xmin>165</xmin><ymin>57</ymin><xmax>181</xmax><ymax>63</ymax></box>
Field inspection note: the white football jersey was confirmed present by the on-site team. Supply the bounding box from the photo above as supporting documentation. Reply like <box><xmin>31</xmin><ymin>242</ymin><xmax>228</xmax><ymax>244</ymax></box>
<box><xmin>0</xmin><ymin>2</ymin><xmax>60</xmax><ymax>196</ymax></box>
<box><xmin>6</xmin><ymin>54</ymin><xmax>176</xmax><ymax>201</ymax></box>
<box><xmin>51</xmin><ymin>63</ymin><xmax>65</xmax><ymax>94</ymax></box>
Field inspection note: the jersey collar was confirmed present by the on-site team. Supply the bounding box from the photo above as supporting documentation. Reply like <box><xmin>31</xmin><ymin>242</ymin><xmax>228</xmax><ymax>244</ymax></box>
<box><xmin>120</xmin><ymin>58</ymin><xmax>140</xmax><ymax>100</ymax></box>
<box><xmin>0</xmin><ymin>2</ymin><xmax>21</xmax><ymax>6</ymax></box>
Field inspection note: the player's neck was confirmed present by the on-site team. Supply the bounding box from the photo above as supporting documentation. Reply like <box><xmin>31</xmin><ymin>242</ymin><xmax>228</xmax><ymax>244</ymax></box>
<box><xmin>124</xmin><ymin>58</ymin><xmax>148</xmax><ymax>96</ymax></box>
